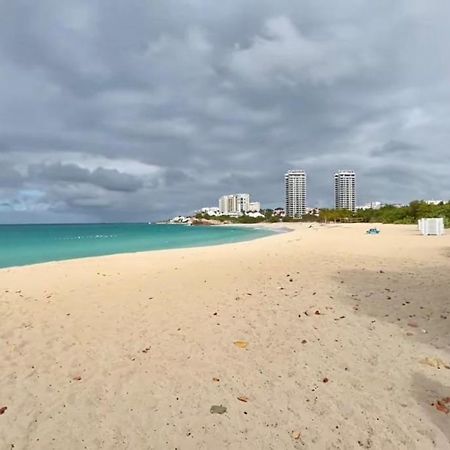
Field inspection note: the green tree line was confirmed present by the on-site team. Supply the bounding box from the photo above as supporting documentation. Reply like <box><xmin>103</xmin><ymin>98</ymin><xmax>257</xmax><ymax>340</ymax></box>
<box><xmin>196</xmin><ymin>201</ymin><xmax>450</xmax><ymax>227</ymax></box>
<box><xmin>319</xmin><ymin>201</ymin><xmax>450</xmax><ymax>226</ymax></box>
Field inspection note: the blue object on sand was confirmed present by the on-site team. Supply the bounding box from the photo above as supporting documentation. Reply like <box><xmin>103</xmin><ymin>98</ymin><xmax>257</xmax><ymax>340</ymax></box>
<box><xmin>366</xmin><ymin>228</ymin><xmax>380</xmax><ymax>235</ymax></box>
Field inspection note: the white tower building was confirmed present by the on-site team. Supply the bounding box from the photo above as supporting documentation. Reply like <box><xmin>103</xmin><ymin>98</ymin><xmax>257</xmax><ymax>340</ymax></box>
<box><xmin>334</xmin><ymin>170</ymin><xmax>356</xmax><ymax>212</ymax></box>
<box><xmin>285</xmin><ymin>170</ymin><xmax>307</xmax><ymax>218</ymax></box>
<box><xmin>219</xmin><ymin>193</ymin><xmax>251</xmax><ymax>215</ymax></box>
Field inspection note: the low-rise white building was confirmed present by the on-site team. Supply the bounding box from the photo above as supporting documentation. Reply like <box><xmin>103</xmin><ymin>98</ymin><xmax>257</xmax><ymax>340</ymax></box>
<box><xmin>248</xmin><ymin>201</ymin><xmax>261</xmax><ymax>212</ymax></box>
<box><xmin>247</xmin><ymin>211</ymin><xmax>264</xmax><ymax>218</ymax></box>
<box><xmin>425</xmin><ymin>200</ymin><xmax>445</xmax><ymax>205</ymax></box>
<box><xmin>169</xmin><ymin>216</ymin><xmax>192</xmax><ymax>224</ymax></box>
<box><xmin>305</xmin><ymin>207</ymin><xmax>320</xmax><ymax>216</ymax></box>
<box><xmin>357</xmin><ymin>202</ymin><xmax>383</xmax><ymax>210</ymax></box>
<box><xmin>199</xmin><ymin>207</ymin><xmax>221</xmax><ymax>216</ymax></box>
<box><xmin>273</xmin><ymin>208</ymin><xmax>286</xmax><ymax>217</ymax></box>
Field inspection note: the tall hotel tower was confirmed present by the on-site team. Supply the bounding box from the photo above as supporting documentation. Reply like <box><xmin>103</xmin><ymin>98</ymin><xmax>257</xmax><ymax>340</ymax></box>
<box><xmin>334</xmin><ymin>170</ymin><xmax>356</xmax><ymax>212</ymax></box>
<box><xmin>285</xmin><ymin>170</ymin><xmax>307</xmax><ymax>218</ymax></box>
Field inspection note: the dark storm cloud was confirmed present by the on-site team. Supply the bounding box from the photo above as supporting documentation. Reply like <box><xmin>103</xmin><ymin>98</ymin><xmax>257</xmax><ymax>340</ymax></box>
<box><xmin>29</xmin><ymin>163</ymin><xmax>144</xmax><ymax>192</ymax></box>
<box><xmin>93</xmin><ymin>167</ymin><xmax>144</xmax><ymax>192</ymax></box>
<box><xmin>29</xmin><ymin>163</ymin><xmax>90</xmax><ymax>184</ymax></box>
<box><xmin>0</xmin><ymin>0</ymin><xmax>450</xmax><ymax>222</ymax></box>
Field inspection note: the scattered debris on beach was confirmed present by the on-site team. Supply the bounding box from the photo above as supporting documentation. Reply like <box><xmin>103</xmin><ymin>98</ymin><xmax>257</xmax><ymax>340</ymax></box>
<box><xmin>233</xmin><ymin>340</ymin><xmax>248</xmax><ymax>349</ymax></box>
<box><xmin>210</xmin><ymin>405</ymin><xmax>227</xmax><ymax>414</ymax></box>
<box><xmin>0</xmin><ymin>406</ymin><xmax>7</xmax><ymax>415</ymax></box>
<box><xmin>432</xmin><ymin>398</ymin><xmax>450</xmax><ymax>414</ymax></box>
<box><xmin>420</xmin><ymin>357</ymin><xmax>450</xmax><ymax>370</ymax></box>
<box><xmin>291</xmin><ymin>430</ymin><xmax>302</xmax><ymax>440</ymax></box>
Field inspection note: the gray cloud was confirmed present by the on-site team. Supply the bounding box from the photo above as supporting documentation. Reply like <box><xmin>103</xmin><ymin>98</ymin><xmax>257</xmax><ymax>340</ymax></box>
<box><xmin>91</xmin><ymin>168</ymin><xmax>144</xmax><ymax>192</ymax></box>
<box><xmin>29</xmin><ymin>163</ymin><xmax>90</xmax><ymax>184</ymax></box>
<box><xmin>28</xmin><ymin>163</ymin><xmax>144</xmax><ymax>192</ymax></box>
<box><xmin>0</xmin><ymin>0</ymin><xmax>450</xmax><ymax>223</ymax></box>
<box><xmin>0</xmin><ymin>162</ymin><xmax>24</xmax><ymax>187</ymax></box>
<box><xmin>371</xmin><ymin>140</ymin><xmax>421</xmax><ymax>157</ymax></box>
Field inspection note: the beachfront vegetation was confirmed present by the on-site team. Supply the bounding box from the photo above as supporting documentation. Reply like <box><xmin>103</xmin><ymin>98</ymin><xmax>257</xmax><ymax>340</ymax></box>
<box><xmin>195</xmin><ymin>201</ymin><xmax>450</xmax><ymax>227</ymax></box>
<box><xmin>319</xmin><ymin>201</ymin><xmax>450</xmax><ymax>226</ymax></box>
<box><xmin>195</xmin><ymin>212</ymin><xmax>269</xmax><ymax>224</ymax></box>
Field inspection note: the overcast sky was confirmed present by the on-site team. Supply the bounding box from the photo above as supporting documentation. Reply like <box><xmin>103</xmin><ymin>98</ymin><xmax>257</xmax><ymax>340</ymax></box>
<box><xmin>0</xmin><ymin>0</ymin><xmax>449</xmax><ymax>223</ymax></box>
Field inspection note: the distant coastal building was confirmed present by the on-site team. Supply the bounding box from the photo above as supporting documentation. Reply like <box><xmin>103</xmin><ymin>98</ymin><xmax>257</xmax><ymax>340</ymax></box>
<box><xmin>273</xmin><ymin>207</ymin><xmax>286</xmax><ymax>217</ymax></box>
<box><xmin>357</xmin><ymin>201</ymin><xmax>382</xmax><ymax>211</ymax></box>
<box><xmin>219</xmin><ymin>193</ymin><xmax>259</xmax><ymax>216</ymax></box>
<box><xmin>425</xmin><ymin>199</ymin><xmax>444</xmax><ymax>205</ymax></box>
<box><xmin>249</xmin><ymin>201</ymin><xmax>261</xmax><ymax>212</ymax></box>
<box><xmin>199</xmin><ymin>207</ymin><xmax>221</xmax><ymax>216</ymax></box>
<box><xmin>334</xmin><ymin>170</ymin><xmax>356</xmax><ymax>212</ymax></box>
<box><xmin>305</xmin><ymin>207</ymin><xmax>320</xmax><ymax>216</ymax></box>
<box><xmin>285</xmin><ymin>170</ymin><xmax>307</xmax><ymax>218</ymax></box>
<box><xmin>247</xmin><ymin>210</ymin><xmax>264</xmax><ymax>218</ymax></box>
<box><xmin>169</xmin><ymin>215</ymin><xmax>191</xmax><ymax>224</ymax></box>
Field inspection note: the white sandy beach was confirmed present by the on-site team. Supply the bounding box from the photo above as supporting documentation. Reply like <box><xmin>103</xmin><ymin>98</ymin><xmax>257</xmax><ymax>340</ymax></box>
<box><xmin>1</xmin><ymin>223</ymin><xmax>450</xmax><ymax>449</ymax></box>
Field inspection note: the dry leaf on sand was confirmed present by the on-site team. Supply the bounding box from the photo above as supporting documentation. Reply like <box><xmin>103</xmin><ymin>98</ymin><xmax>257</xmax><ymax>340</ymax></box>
<box><xmin>435</xmin><ymin>401</ymin><xmax>449</xmax><ymax>414</ymax></box>
<box><xmin>234</xmin><ymin>340</ymin><xmax>248</xmax><ymax>349</ymax></box>
<box><xmin>291</xmin><ymin>431</ymin><xmax>301</xmax><ymax>440</ymax></box>
<box><xmin>420</xmin><ymin>357</ymin><xmax>450</xmax><ymax>370</ymax></box>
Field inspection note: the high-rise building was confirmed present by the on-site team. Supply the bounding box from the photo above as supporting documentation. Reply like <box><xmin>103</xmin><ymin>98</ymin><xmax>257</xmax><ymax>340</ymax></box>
<box><xmin>334</xmin><ymin>170</ymin><xmax>356</xmax><ymax>212</ymax></box>
<box><xmin>285</xmin><ymin>170</ymin><xmax>307</xmax><ymax>218</ymax></box>
<box><xmin>219</xmin><ymin>193</ymin><xmax>251</xmax><ymax>215</ymax></box>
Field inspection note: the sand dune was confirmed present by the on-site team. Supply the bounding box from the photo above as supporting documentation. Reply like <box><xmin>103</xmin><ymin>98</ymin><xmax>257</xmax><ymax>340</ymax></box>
<box><xmin>1</xmin><ymin>223</ymin><xmax>449</xmax><ymax>449</ymax></box>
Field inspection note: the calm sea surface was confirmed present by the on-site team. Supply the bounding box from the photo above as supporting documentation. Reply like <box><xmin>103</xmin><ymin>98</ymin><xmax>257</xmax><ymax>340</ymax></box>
<box><xmin>0</xmin><ymin>223</ymin><xmax>273</xmax><ymax>269</ymax></box>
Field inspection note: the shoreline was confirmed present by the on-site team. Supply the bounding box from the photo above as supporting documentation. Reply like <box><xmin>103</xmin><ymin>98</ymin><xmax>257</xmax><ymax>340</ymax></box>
<box><xmin>0</xmin><ymin>223</ymin><xmax>286</xmax><ymax>272</ymax></box>
<box><xmin>0</xmin><ymin>222</ymin><xmax>436</xmax><ymax>273</ymax></box>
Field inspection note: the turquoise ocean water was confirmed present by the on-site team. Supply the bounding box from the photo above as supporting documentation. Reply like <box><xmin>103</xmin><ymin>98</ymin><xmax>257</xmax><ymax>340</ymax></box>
<box><xmin>0</xmin><ymin>223</ymin><xmax>273</xmax><ymax>269</ymax></box>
